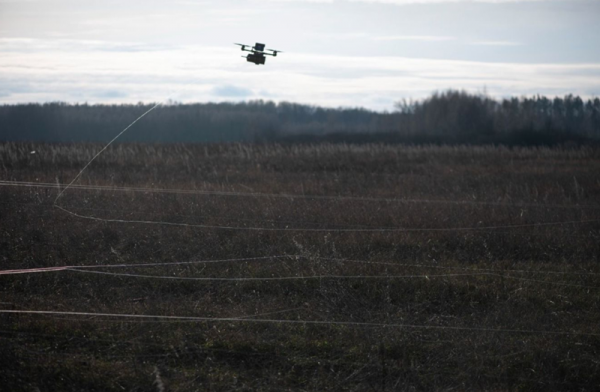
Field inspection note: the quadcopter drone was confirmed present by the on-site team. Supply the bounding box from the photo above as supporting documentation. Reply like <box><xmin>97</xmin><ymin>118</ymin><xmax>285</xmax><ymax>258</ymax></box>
<box><xmin>235</xmin><ymin>42</ymin><xmax>282</xmax><ymax>65</ymax></box>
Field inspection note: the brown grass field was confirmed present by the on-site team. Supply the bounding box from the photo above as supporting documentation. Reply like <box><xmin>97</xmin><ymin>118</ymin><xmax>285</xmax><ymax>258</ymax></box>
<box><xmin>1</xmin><ymin>142</ymin><xmax>600</xmax><ymax>391</ymax></box>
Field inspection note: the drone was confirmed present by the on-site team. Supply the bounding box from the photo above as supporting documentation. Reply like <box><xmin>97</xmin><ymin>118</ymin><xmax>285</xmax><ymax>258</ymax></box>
<box><xmin>235</xmin><ymin>42</ymin><xmax>282</xmax><ymax>65</ymax></box>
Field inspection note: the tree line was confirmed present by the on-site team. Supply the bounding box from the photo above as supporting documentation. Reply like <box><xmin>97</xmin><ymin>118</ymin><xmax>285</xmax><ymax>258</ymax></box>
<box><xmin>1</xmin><ymin>91</ymin><xmax>599</xmax><ymax>146</ymax></box>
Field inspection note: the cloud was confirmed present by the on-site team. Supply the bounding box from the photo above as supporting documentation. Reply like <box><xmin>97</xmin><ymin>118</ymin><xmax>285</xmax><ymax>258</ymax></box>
<box><xmin>0</xmin><ymin>38</ymin><xmax>598</xmax><ymax>111</ymax></box>
<box><xmin>212</xmin><ymin>85</ymin><xmax>254</xmax><ymax>97</ymax></box>
<box><xmin>347</xmin><ymin>0</ymin><xmax>553</xmax><ymax>3</ymax></box>
<box><xmin>373</xmin><ymin>35</ymin><xmax>456</xmax><ymax>41</ymax></box>
<box><xmin>263</xmin><ymin>0</ymin><xmax>555</xmax><ymax>3</ymax></box>
<box><xmin>174</xmin><ymin>1</ymin><xmax>213</xmax><ymax>4</ymax></box>
<box><xmin>0</xmin><ymin>38</ymin><xmax>175</xmax><ymax>53</ymax></box>
<box><xmin>93</xmin><ymin>90</ymin><xmax>128</xmax><ymax>99</ymax></box>
<box><xmin>470</xmin><ymin>41</ymin><xmax>523</xmax><ymax>46</ymax></box>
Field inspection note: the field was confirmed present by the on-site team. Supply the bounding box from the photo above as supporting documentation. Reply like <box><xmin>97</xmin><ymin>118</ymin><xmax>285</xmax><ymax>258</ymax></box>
<box><xmin>1</xmin><ymin>142</ymin><xmax>600</xmax><ymax>391</ymax></box>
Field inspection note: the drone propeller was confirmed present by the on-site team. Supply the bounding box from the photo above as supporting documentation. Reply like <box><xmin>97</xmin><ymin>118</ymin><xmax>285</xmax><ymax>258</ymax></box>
<box><xmin>265</xmin><ymin>48</ymin><xmax>283</xmax><ymax>56</ymax></box>
<box><xmin>235</xmin><ymin>43</ymin><xmax>282</xmax><ymax>64</ymax></box>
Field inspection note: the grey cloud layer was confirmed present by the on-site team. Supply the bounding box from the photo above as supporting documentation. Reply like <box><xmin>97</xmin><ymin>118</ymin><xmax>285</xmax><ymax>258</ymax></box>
<box><xmin>0</xmin><ymin>0</ymin><xmax>598</xmax><ymax>109</ymax></box>
<box><xmin>1</xmin><ymin>38</ymin><xmax>599</xmax><ymax>110</ymax></box>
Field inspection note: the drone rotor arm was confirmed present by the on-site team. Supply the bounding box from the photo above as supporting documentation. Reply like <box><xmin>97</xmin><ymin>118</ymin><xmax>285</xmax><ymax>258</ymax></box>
<box><xmin>235</xmin><ymin>43</ymin><xmax>282</xmax><ymax>64</ymax></box>
<box><xmin>235</xmin><ymin>43</ymin><xmax>251</xmax><ymax>51</ymax></box>
<box><xmin>265</xmin><ymin>48</ymin><xmax>283</xmax><ymax>57</ymax></box>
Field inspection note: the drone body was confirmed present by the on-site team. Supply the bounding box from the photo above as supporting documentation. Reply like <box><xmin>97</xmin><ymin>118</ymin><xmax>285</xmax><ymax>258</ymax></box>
<box><xmin>235</xmin><ymin>42</ymin><xmax>282</xmax><ymax>65</ymax></box>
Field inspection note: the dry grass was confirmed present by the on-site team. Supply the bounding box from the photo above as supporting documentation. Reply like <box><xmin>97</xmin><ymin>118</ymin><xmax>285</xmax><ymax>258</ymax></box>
<box><xmin>1</xmin><ymin>142</ymin><xmax>599</xmax><ymax>391</ymax></box>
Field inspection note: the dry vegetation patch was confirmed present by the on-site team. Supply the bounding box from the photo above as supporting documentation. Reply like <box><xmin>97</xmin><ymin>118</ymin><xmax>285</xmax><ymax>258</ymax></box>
<box><xmin>1</xmin><ymin>142</ymin><xmax>600</xmax><ymax>391</ymax></box>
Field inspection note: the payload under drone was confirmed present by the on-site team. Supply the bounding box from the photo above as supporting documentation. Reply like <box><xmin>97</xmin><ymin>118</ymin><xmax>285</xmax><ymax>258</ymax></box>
<box><xmin>235</xmin><ymin>42</ymin><xmax>282</xmax><ymax>65</ymax></box>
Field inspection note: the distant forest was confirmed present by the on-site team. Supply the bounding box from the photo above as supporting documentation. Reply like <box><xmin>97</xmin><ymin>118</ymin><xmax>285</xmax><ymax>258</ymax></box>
<box><xmin>1</xmin><ymin>91</ymin><xmax>599</xmax><ymax>146</ymax></box>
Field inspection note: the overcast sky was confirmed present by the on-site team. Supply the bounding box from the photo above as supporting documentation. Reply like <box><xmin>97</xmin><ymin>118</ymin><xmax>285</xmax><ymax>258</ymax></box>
<box><xmin>1</xmin><ymin>0</ymin><xmax>599</xmax><ymax>110</ymax></box>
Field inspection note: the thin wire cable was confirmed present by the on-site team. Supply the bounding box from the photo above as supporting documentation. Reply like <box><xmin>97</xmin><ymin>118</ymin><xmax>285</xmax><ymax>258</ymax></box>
<box><xmin>2</xmin><ymin>255</ymin><xmax>599</xmax><ymax>278</ymax></box>
<box><xmin>316</xmin><ymin>257</ymin><xmax>600</xmax><ymax>276</ymax></box>
<box><xmin>7</xmin><ymin>200</ymin><xmax>600</xmax><ymax>234</ymax></box>
<box><xmin>237</xmin><ymin>306</ymin><xmax>306</xmax><ymax>319</ymax></box>
<box><xmin>65</xmin><ymin>268</ymin><xmax>599</xmax><ymax>289</ymax></box>
<box><xmin>2</xmin><ymin>179</ymin><xmax>598</xmax><ymax>209</ymax></box>
<box><xmin>0</xmin><ymin>255</ymin><xmax>295</xmax><ymax>275</ymax></box>
<box><xmin>0</xmin><ymin>201</ymin><xmax>437</xmax><ymax>230</ymax></box>
<box><xmin>66</xmin><ymin>269</ymin><xmax>491</xmax><ymax>281</ymax></box>
<box><xmin>53</xmin><ymin>103</ymin><xmax>161</xmax><ymax>205</ymax></box>
<box><xmin>51</xmin><ymin>204</ymin><xmax>600</xmax><ymax>232</ymax></box>
<box><xmin>1</xmin><ymin>309</ymin><xmax>597</xmax><ymax>336</ymax></box>
<box><xmin>0</xmin><ymin>266</ymin><xmax>71</xmax><ymax>275</ymax></box>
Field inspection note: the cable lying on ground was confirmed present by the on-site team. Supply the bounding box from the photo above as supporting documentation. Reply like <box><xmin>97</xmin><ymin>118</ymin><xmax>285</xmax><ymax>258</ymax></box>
<box><xmin>1</xmin><ymin>309</ymin><xmax>598</xmax><ymax>337</ymax></box>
